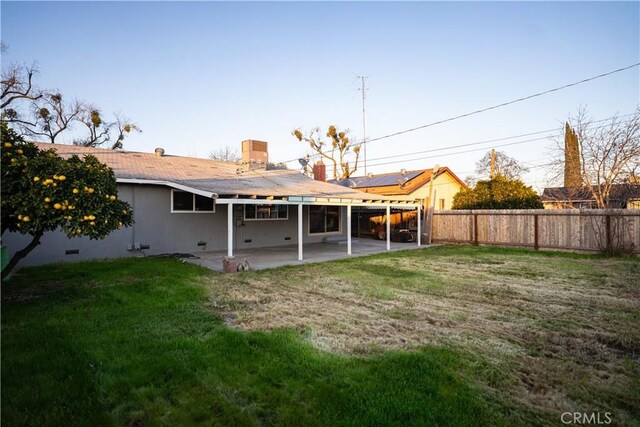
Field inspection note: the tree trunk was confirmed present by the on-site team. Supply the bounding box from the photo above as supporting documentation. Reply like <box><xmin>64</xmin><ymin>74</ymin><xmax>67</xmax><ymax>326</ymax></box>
<box><xmin>1</xmin><ymin>231</ymin><xmax>43</xmax><ymax>281</ymax></box>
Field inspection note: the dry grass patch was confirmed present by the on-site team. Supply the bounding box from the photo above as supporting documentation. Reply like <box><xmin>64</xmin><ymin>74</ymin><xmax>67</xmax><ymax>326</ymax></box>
<box><xmin>205</xmin><ymin>246</ymin><xmax>640</xmax><ymax>424</ymax></box>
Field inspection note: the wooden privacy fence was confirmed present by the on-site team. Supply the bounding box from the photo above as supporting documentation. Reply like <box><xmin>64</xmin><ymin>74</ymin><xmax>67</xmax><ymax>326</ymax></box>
<box><xmin>430</xmin><ymin>209</ymin><xmax>640</xmax><ymax>253</ymax></box>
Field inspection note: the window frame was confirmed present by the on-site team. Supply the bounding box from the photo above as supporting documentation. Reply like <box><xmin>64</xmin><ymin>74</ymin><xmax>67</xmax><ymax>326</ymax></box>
<box><xmin>243</xmin><ymin>204</ymin><xmax>289</xmax><ymax>221</ymax></box>
<box><xmin>308</xmin><ymin>205</ymin><xmax>342</xmax><ymax>235</ymax></box>
<box><xmin>171</xmin><ymin>190</ymin><xmax>216</xmax><ymax>213</ymax></box>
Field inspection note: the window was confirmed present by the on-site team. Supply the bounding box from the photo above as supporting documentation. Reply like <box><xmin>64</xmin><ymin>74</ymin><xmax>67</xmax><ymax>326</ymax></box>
<box><xmin>172</xmin><ymin>190</ymin><xmax>215</xmax><ymax>212</ymax></box>
<box><xmin>439</xmin><ymin>199</ymin><xmax>445</xmax><ymax>210</ymax></box>
<box><xmin>309</xmin><ymin>206</ymin><xmax>341</xmax><ymax>234</ymax></box>
<box><xmin>244</xmin><ymin>204</ymin><xmax>288</xmax><ymax>220</ymax></box>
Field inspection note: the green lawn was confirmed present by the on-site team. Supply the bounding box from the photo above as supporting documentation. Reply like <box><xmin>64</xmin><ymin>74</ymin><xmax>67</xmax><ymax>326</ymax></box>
<box><xmin>2</xmin><ymin>246</ymin><xmax>639</xmax><ymax>426</ymax></box>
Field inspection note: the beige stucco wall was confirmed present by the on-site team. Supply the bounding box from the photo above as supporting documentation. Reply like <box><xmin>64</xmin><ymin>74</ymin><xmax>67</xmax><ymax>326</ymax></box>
<box><xmin>409</xmin><ymin>172</ymin><xmax>465</xmax><ymax>210</ymax></box>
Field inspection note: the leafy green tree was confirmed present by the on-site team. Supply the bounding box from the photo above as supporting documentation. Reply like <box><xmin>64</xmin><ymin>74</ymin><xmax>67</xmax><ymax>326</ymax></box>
<box><xmin>1</xmin><ymin>122</ymin><xmax>134</xmax><ymax>279</ymax></box>
<box><xmin>452</xmin><ymin>175</ymin><xmax>543</xmax><ymax>210</ymax></box>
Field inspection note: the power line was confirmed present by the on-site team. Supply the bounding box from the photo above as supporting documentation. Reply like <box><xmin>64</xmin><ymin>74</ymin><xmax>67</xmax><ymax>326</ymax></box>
<box><xmin>358</xmin><ymin>114</ymin><xmax>637</xmax><ymax>168</ymax></box>
<box><xmin>365</xmin><ymin>131</ymin><xmax>557</xmax><ymax>164</ymax></box>
<box><xmin>365</xmin><ymin>138</ymin><xmax>543</xmax><ymax>168</ymax></box>
<box><xmin>362</xmin><ymin>116</ymin><xmax>636</xmax><ymax>169</ymax></box>
<box><xmin>366</xmin><ymin>63</ymin><xmax>639</xmax><ymax>144</ymax></box>
<box><xmin>283</xmin><ymin>63</ymin><xmax>639</xmax><ymax>164</ymax></box>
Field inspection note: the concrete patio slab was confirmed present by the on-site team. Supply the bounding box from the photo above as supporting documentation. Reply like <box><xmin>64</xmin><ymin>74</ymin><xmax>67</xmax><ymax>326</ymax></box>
<box><xmin>185</xmin><ymin>239</ymin><xmax>430</xmax><ymax>272</ymax></box>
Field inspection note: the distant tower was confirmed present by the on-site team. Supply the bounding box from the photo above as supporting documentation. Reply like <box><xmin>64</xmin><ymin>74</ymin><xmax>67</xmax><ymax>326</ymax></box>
<box><xmin>564</xmin><ymin>122</ymin><xmax>581</xmax><ymax>188</ymax></box>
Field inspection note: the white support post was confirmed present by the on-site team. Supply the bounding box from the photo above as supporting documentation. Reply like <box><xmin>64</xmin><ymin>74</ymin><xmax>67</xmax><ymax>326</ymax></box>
<box><xmin>227</xmin><ymin>203</ymin><xmax>234</xmax><ymax>258</ymax></box>
<box><xmin>417</xmin><ymin>204</ymin><xmax>422</xmax><ymax>246</ymax></box>
<box><xmin>386</xmin><ymin>205</ymin><xmax>391</xmax><ymax>251</ymax></box>
<box><xmin>298</xmin><ymin>204</ymin><xmax>303</xmax><ymax>261</ymax></box>
<box><xmin>347</xmin><ymin>205</ymin><xmax>352</xmax><ymax>255</ymax></box>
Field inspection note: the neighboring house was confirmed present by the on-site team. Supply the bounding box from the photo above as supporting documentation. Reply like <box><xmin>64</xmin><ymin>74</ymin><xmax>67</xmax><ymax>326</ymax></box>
<box><xmin>4</xmin><ymin>142</ymin><xmax>419</xmax><ymax>267</ymax></box>
<box><xmin>327</xmin><ymin>167</ymin><xmax>467</xmax><ymax>238</ymax></box>
<box><xmin>344</xmin><ymin>167</ymin><xmax>467</xmax><ymax>210</ymax></box>
<box><xmin>541</xmin><ymin>185</ymin><xmax>640</xmax><ymax>209</ymax></box>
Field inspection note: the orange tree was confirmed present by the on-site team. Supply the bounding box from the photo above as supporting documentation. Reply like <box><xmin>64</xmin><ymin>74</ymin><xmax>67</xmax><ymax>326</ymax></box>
<box><xmin>452</xmin><ymin>175</ymin><xmax>543</xmax><ymax>210</ymax></box>
<box><xmin>1</xmin><ymin>122</ymin><xmax>133</xmax><ymax>279</ymax></box>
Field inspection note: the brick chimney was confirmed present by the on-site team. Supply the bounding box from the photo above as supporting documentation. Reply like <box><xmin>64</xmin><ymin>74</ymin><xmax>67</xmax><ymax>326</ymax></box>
<box><xmin>313</xmin><ymin>161</ymin><xmax>326</xmax><ymax>182</ymax></box>
<box><xmin>241</xmin><ymin>140</ymin><xmax>268</xmax><ymax>168</ymax></box>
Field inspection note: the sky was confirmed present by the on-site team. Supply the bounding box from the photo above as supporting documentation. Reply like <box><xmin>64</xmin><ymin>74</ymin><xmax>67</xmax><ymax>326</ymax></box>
<box><xmin>2</xmin><ymin>1</ymin><xmax>639</xmax><ymax>191</ymax></box>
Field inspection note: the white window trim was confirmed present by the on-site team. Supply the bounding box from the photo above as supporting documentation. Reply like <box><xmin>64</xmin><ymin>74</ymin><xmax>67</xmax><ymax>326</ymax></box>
<box><xmin>308</xmin><ymin>205</ymin><xmax>342</xmax><ymax>236</ymax></box>
<box><xmin>171</xmin><ymin>189</ymin><xmax>216</xmax><ymax>213</ymax></box>
<box><xmin>243</xmin><ymin>204</ymin><xmax>289</xmax><ymax>221</ymax></box>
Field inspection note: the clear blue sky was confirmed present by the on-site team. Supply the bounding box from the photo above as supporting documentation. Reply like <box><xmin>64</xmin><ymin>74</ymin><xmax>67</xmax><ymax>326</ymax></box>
<box><xmin>2</xmin><ymin>1</ymin><xmax>639</xmax><ymax>190</ymax></box>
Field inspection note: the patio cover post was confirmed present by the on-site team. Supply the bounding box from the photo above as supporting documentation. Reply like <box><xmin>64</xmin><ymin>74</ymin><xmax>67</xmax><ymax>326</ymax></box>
<box><xmin>417</xmin><ymin>204</ymin><xmax>421</xmax><ymax>246</ymax></box>
<box><xmin>298</xmin><ymin>204</ymin><xmax>303</xmax><ymax>261</ymax></box>
<box><xmin>386</xmin><ymin>205</ymin><xmax>391</xmax><ymax>251</ymax></box>
<box><xmin>347</xmin><ymin>205</ymin><xmax>352</xmax><ymax>255</ymax></box>
<box><xmin>227</xmin><ymin>203</ymin><xmax>233</xmax><ymax>258</ymax></box>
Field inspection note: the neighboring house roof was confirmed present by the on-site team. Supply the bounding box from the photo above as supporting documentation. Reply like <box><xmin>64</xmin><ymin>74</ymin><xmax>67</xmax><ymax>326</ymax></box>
<box><xmin>541</xmin><ymin>185</ymin><xmax>640</xmax><ymax>202</ymax></box>
<box><xmin>34</xmin><ymin>143</ymin><xmax>417</xmax><ymax>205</ymax></box>
<box><xmin>332</xmin><ymin>167</ymin><xmax>467</xmax><ymax>196</ymax></box>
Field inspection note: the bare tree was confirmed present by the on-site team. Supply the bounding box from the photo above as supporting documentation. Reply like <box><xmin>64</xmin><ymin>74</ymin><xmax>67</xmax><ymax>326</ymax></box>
<box><xmin>2</xmin><ymin>47</ymin><xmax>141</xmax><ymax>149</ymax></box>
<box><xmin>110</xmin><ymin>114</ymin><xmax>141</xmax><ymax>150</ymax></box>
<box><xmin>1</xmin><ymin>63</ymin><xmax>42</xmax><ymax>110</ymax></box>
<box><xmin>75</xmin><ymin>105</ymin><xmax>110</xmax><ymax>146</ymax></box>
<box><xmin>475</xmin><ymin>150</ymin><xmax>529</xmax><ymax>179</ymax></box>
<box><xmin>209</xmin><ymin>145</ymin><xmax>240</xmax><ymax>163</ymax></box>
<box><xmin>8</xmin><ymin>92</ymin><xmax>84</xmax><ymax>144</ymax></box>
<box><xmin>550</xmin><ymin>107</ymin><xmax>640</xmax><ymax>208</ymax></box>
<box><xmin>73</xmin><ymin>108</ymin><xmax>141</xmax><ymax>149</ymax></box>
<box><xmin>463</xmin><ymin>175</ymin><xmax>478</xmax><ymax>187</ymax></box>
<box><xmin>293</xmin><ymin>125</ymin><xmax>361</xmax><ymax>181</ymax></box>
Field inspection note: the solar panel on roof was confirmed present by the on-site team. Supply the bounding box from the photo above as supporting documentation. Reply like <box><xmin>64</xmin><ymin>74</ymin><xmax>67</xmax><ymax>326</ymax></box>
<box><xmin>351</xmin><ymin>170</ymin><xmax>423</xmax><ymax>188</ymax></box>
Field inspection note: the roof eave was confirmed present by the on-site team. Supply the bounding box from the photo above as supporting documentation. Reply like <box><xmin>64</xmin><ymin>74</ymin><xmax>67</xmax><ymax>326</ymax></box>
<box><xmin>117</xmin><ymin>178</ymin><xmax>218</xmax><ymax>198</ymax></box>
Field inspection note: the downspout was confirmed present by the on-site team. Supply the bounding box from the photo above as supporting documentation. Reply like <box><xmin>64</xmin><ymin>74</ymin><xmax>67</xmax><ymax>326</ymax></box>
<box><xmin>131</xmin><ymin>185</ymin><xmax>136</xmax><ymax>250</ymax></box>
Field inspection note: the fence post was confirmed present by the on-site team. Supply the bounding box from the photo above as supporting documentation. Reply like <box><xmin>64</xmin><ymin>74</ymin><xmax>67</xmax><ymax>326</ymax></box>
<box><xmin>427</xmin><ymin>207</ymin><xmax>434</xmax><ymax>244</ymax></box>
<box><xmin>534</xmin><ymin>214</ymin><xmax>539</xmax><ymax>250</ymax></box>
<box><xmin>473</xmin><ymin>212</ymin><xmax>479</xmax><ymax>246</ymax></box>
<box><xmin>469</xmin><ymin>212</ymin><xmax>474</xmax><ymax>243</ymax></box>
<box><xmin>606</xmin><ymin>213</ymin><xmax>612</xmax><ymax>252</ymax></box>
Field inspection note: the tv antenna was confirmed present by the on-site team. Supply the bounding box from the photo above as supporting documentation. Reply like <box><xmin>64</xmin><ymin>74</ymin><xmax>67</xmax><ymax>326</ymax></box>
<box><xmin>356</xmin><ymin>75</ymin><xmax>369</xmax><ymax>175</ymax></box>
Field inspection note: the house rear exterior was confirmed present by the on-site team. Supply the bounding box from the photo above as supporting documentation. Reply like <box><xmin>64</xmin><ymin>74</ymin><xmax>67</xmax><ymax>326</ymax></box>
<box><xmin>4</xmin><ymin>143</ymin><xmax>420</xmax><ymax>267</ymax></box>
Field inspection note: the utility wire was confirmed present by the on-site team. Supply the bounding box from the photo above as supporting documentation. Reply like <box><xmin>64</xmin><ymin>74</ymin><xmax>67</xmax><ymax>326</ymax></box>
<box><xmin>363</xmin><ymin>114</ymin><xmax>636</xmax><ymax>169</ymax></box>
<box><xmin>284</xmin><ymin>63</ymin><xmax>639</xmax><ymax>164</ymax></box>
<box><xmin>365</xmin><ymin>63</ymin><xmax>639</xmax><ymax>144</ymax></box>
<box><xmin>356</xmin><ymin>114</ymin><xmax>637</xmax><ymax>169</ymax></box>
<box><xmin>365</xmin><ymin>138</ymin><xmax>543</xmax><ymax>168</ymax></box>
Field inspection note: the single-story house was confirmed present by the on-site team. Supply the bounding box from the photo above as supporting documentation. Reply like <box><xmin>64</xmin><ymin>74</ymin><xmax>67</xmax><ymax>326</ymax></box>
<box><xmin>328</xmin><ymin>167</ymin><xmax>466</xmax><ymax>238</ymax></box>
<box><xmin>541</xmin><ymin>185</ymin><xmax>640</xmax><ymax>209</ymax></box>
<box><xmin>4</xmin><ymin>141</ymin><xmax>421</xmax><ymax>267</ymax></box>
<box><xmin>343</xmin><ymin>167</ymin><xmax>467</xmax><ymax>210</ymax></box>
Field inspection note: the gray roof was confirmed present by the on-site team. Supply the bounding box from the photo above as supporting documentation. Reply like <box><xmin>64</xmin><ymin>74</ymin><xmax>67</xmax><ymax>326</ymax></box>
<box><xmin>36</xmin><ymin>143</ymin><xmax>417</xmax><ymax>204</ymax></box>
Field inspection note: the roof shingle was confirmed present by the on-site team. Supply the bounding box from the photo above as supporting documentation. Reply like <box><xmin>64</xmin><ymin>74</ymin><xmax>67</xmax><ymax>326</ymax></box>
<box><xmin>36</xmin><ymin>143</ymin><xmax>415</xmax><ymax>202</ymax></box>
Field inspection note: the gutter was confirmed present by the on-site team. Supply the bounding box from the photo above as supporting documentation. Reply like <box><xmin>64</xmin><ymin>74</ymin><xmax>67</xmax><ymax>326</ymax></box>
<box><xmin>116</xmin><ymin>178</ymin><xmax>218</xmax><ymax>199</ymax></box>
